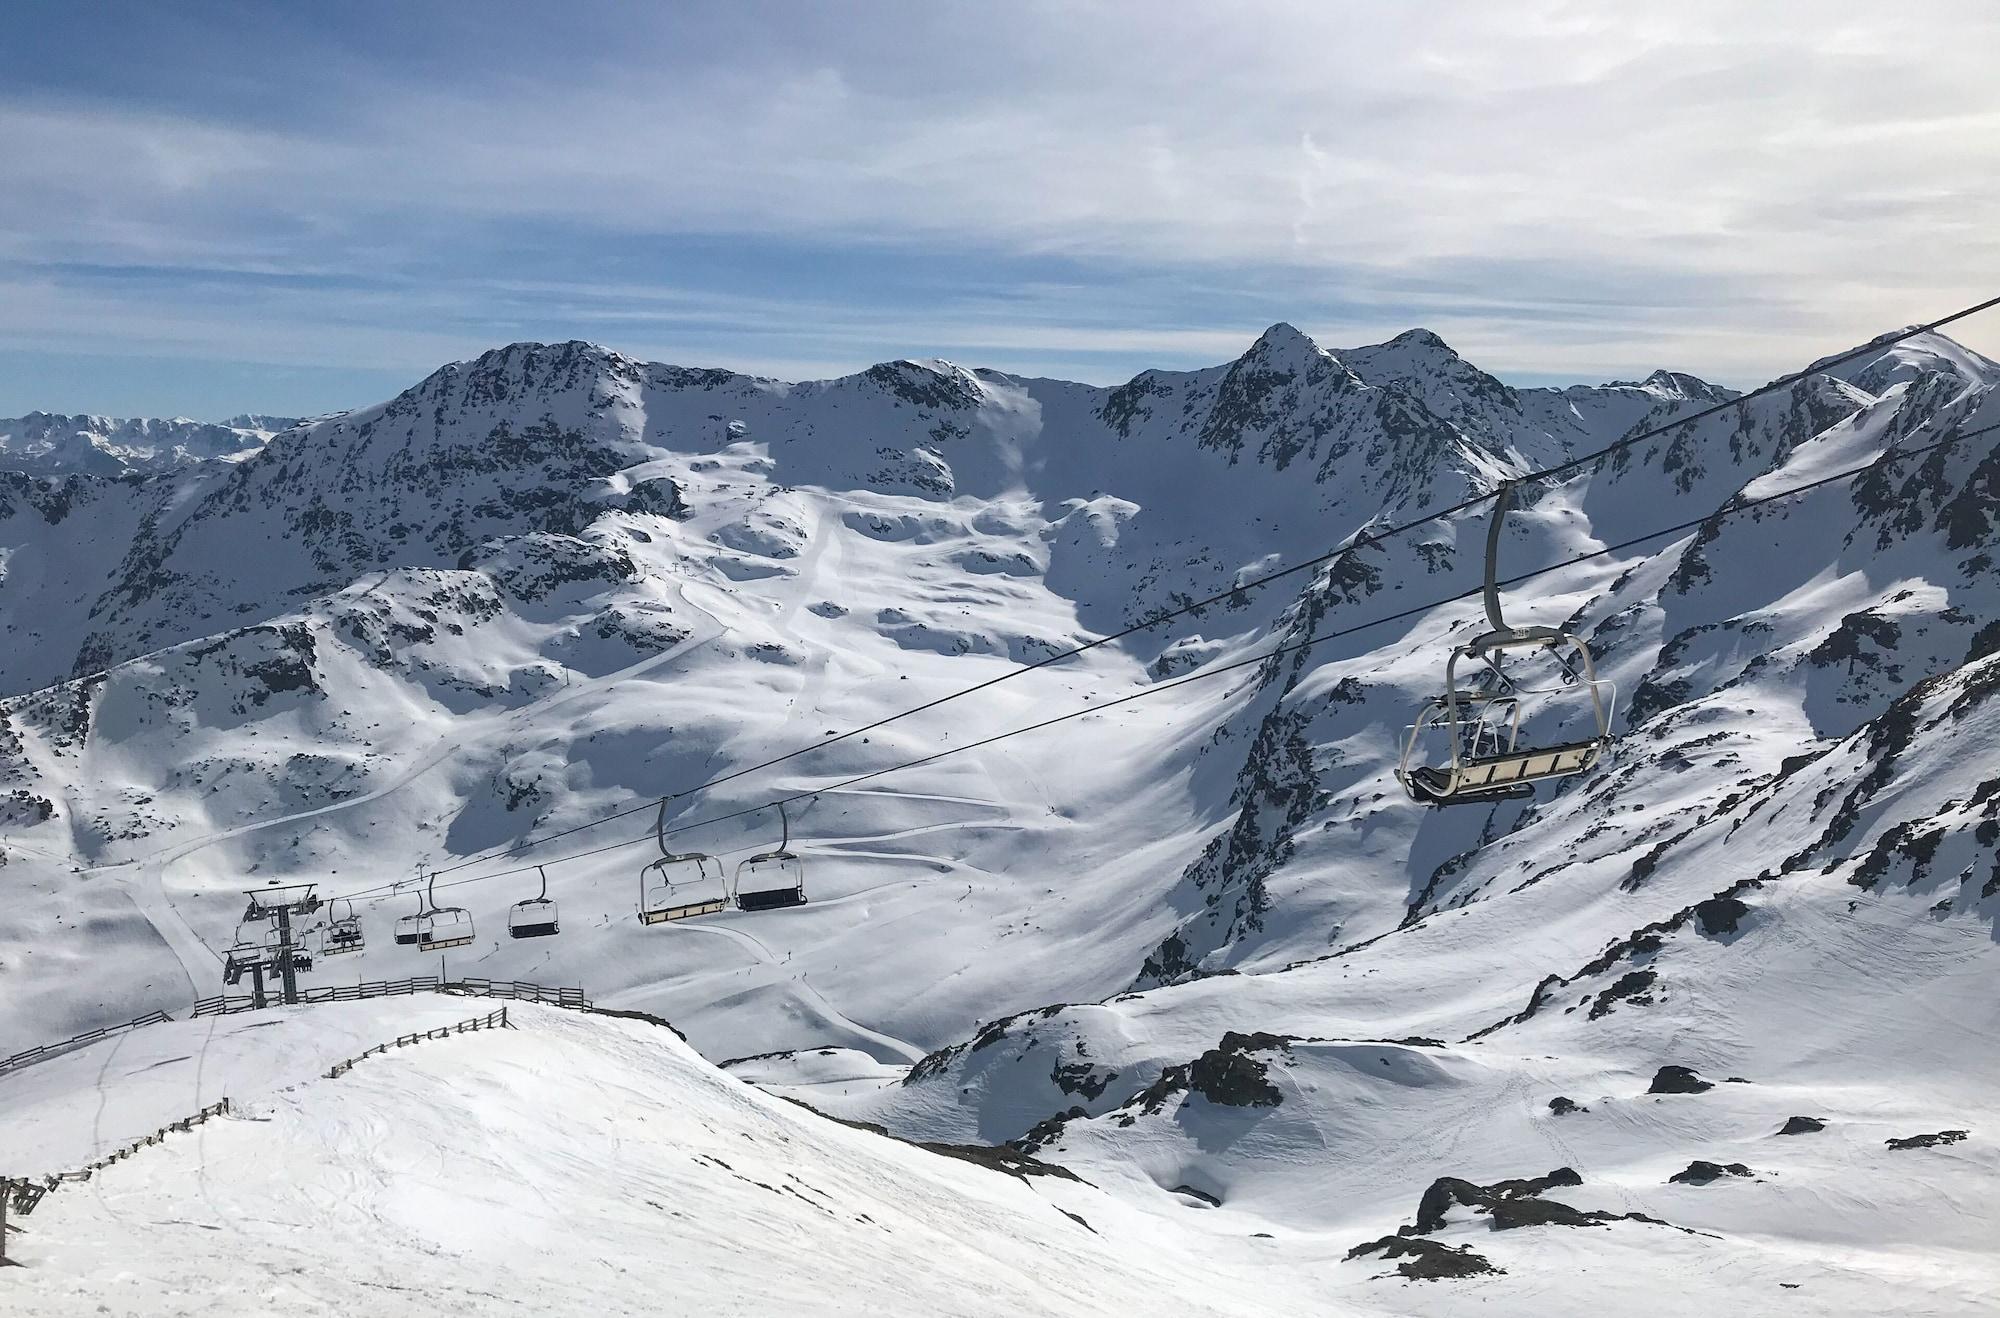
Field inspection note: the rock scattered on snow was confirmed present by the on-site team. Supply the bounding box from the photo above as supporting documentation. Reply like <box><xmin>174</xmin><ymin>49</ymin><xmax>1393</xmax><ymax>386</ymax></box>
<box><xmin>1648</xmin><ymin>1065</ymin><xmax>1714</xmax><ymax>1095</ymax></box>
<box><xmin>1413</xmin><ymin>1167</ymin><xmax>1583</xmax><ymax>1233</ymax></box>
<box><xmin>1345</xmin><ymin>1235</ymin><xmax>1504</xmax><ymax>1281</ymax></box>
<box><xmin>1885</xmin><ymin>1130</ymin><xmax>1968</xmax><ymax>1151</ymax></box>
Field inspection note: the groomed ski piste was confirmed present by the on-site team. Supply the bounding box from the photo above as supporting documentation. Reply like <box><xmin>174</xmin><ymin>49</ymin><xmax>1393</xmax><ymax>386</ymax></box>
<box><xmin>7</xmin><ymin>1001</ymin><xmax>1331</xmax><ymax>1317</ymax></box>
<box><xmin>3</xmin><ymin>319</ymin><xmax>1998</xmax><ymax>1313</ymax></box>
<box><xmin>7</xmin><ymin>996</ymin><xmax>1990</xmax><ymax>1316</ymax></box>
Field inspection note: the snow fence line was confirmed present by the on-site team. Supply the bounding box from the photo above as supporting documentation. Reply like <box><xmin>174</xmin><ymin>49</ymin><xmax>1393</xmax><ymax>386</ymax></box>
<box><xmin>0</xmin><ymin>980</ymin><xmax>582</xmax><ymax>1084</ymax></box>
<box><xmin>324</xmin><ymin>1005</ymin><xmax>511</xmax><ymax>1079</ymax></box>
<box><xmin>2</xmin><ymin>1006</ymin><xmax>515</xmax><ymax>1222</ymax></box>
<box><xmin>3</xmin><ymin>1098</ymin><xmax>234</xmax><ymax>1218</ymax></box>
<box><xmin>190</xmin><ymin>975</ymin><xmax>590</xmax><ymax>1017</ymax></box>
<box><xmin>0</xmin><ymin>1010</ymin><xmax>175</xmax><ymax>1079</ymax></box>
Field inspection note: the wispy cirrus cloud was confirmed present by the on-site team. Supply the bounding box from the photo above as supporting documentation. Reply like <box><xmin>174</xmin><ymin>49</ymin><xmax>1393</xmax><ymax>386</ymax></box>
<box><xmin>2</xmin><ymin>0</ymin><xmax>1997</xmax><ymax>416</ymax></box>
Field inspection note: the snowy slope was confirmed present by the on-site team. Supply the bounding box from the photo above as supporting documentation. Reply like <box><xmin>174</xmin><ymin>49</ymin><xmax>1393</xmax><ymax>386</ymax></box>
<box><xmin>11</xmin><ymin>999</ymin><xmax>1985</xmax><ymax>1316</ymax></box>
<box><xmin>1</xmin><ymin>323</ymin><xmax>1997</xmax><ymax>1310</ymax></box>
<box><xmin>1</xmin><ymin>1000</ymin><xmax>1327</xmax><ymax>1317</ymax></box>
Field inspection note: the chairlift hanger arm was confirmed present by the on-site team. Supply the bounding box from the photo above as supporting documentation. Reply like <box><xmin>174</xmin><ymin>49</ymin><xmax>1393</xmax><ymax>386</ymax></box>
<box><xmin>1482</xmin><ymin>479</ymin><xmax>1515</xmax><ymax>635</ymax></box>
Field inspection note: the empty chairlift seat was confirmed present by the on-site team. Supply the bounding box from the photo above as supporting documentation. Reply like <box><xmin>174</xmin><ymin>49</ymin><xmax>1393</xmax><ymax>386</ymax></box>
<box><xmin>1394</xmin><ymin>480</ymin><xmax>1616</xmax><ymax>808</ymax></box>
<box><xmin>733</xmin><ymin>800</ymin><xmax>808</xmax><ymax>912</ymax></box>
<box><xmin>393</xmin><ymin>887</ymin><xmax>428</xmax><ymax>946</ymax></box>
<box><xmin>421</xmin><ymin>906</ymin><xmax>475</xmax><ymax>950</ymax></box>
<box><xmin>1404</xmin><ymin>734</ymin><xmax>1606</xmax><ymax>804</ymax></box>
<box><xmin>639</xmin><ymin>852</ymin><xmax>729</xmax><ymax>924</ymax></box>
<box><xmin>508</xmin><ymin>866</ymin><xmax>560</xmax><ymax>940</ymax></box>
<box><xmin>734</xmin><ymin>851</ymin><xmax>806</xmax><ymax>912</ymax></box>
<box><xmin>416</xmin><ymin>871</ymin><xmax>475</xmax><ymax>950</ymax></box>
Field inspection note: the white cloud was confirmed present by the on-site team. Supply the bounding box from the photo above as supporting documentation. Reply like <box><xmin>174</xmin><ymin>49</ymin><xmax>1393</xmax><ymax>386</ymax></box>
<box><xmin>3</xmin><ymin>0</ymin><xmax>1999</xmax><ymax>395</ymax></box>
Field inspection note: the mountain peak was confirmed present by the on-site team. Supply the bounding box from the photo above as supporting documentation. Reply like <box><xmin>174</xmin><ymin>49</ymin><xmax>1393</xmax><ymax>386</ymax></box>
<box><xmin>1388</xmin><ymin>327</ymin><xmax>1452</xmax><ymax>352</ymax></box>
<box><xmin>1243</xmin><ymin>322</ymin><xmax>1325</xmax><ymax>361</ymax></box>
<box><xmin>1639</xmin><ymin>368</ymin><xmax>1738</xmax><ymax>404</ymax></box>
<box><xmin>1805</xmin><ymin>330</ymin><xmax>1999</xmax><ymax>396</ymax></box>
<box><xmin>858</xmin><ymin>357</ymin><xmax>985</xmax><ymax>411</ymax></box>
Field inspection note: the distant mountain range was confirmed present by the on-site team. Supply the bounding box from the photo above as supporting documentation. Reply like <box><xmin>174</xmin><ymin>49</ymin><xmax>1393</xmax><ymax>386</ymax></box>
<box><xmin>0</xmin><ymin>411</ymin><xmax>302</xmax><ymax>476</ymax></box>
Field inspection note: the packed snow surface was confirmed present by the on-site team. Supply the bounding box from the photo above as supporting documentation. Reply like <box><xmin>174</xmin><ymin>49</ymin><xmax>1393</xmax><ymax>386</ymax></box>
<box><xmin>9</xmin><ymin>1000</ymin><xmax>1989</xmax><ymax>1316</ymax></box>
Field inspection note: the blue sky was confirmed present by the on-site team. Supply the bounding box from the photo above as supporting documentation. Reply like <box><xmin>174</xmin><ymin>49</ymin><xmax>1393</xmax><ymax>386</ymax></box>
<box><xmin>3</xmin><ymin>0</ymin><xmax>1998</xmax><ymax>419</ymax></box>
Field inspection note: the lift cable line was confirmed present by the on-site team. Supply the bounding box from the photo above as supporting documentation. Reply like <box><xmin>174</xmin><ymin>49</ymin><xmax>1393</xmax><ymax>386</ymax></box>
<box><xmin>388</xmin><ymin>295</ymin><xmax>2000</xmax><ymax>885</ymax></box>
<box><xmin>327</xmin><ymin>414</ymin><xmax>1995</xmax><ymax>908</ymax></box>
<box><xmin>650</xmin><ymin>294</ymin><xmax>2000</xmax><ymax>802</ymax></box>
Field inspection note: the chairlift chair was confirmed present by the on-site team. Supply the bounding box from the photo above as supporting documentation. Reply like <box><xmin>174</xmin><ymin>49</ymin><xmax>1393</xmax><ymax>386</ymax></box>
<box><xmin>420</xmin><ymin>870</ymin><xmax>475</xmax><ymax>950</ymax></box>
<box><xmin>508</xmin><ymin>866</ymin><xmax>560</xmax><ymax>939</ymax></box>
<box><xmin>734</xmin><ymin>801</ymin><xmax>807</xmax><ymax>912</ymax></box>
<box><xmin>322</xmin><ymin>897</ymin><xmax>365</xmax><ymax>957</ymax></box>
<box><xmin>1395</xmin><ymin>480</ymin><xmax>1616</xmax><ymax>807</ymax></box>
<box><xmin>638</xmin><ymin>799</ymin><xmax>730</xmax><ymax>924</ymax></box>
<box><xmin>393</xmin><ymin>886</ymin><xmax>429</xmax><ymax>947</ymax></box>
<box><xmin>222</xmin><ymin>942</ymin><xmax>272</xmax><ymax>986</ymax></box>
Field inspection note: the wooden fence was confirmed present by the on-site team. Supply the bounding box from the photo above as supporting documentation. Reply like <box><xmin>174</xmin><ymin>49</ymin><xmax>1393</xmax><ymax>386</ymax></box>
<box><xmin>0</xmin><ymin>980</ymin><xmax>580</xmax><ymax>1086</ymax></box>
<box><xmin>192</xmin><ymin>976</ymin><xmax>588</xmax><ymax>1017</ymax></box>
<box><xmin>0</xmin><ymin>1010</ymin><xmax>174</xmax><ymax>1079</ymax></box>
<box><xmin>4</xmin><ymin>1098</ymin><xmax>233</xmax><ymax>1218</ymax></box>
<box><xmin>5</xmin><ymin>1005</ymin><xmax>514</xmax><ymax>1221</ymax></box>
<box><xmin>325</xmin><ymin>1006</ymin><xmax>510</xmax><ymax>1078</ymax></box>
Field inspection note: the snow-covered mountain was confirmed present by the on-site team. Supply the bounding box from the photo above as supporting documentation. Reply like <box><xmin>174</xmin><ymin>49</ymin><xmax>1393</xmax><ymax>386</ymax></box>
<box><xmin>1</xmin><ymin>323</ymin><xmax>1996</xmax><ymax>1312</ymax></box>
<box><xmin>0</xmin><ymin>412</ymin><xmax>297</xmax><ymax>476</ymax></box>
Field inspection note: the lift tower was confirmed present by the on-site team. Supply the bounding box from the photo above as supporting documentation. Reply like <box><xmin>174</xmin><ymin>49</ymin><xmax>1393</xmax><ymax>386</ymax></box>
<box><xmin>226</xmin><ymin>883</ymin><xmax>322</xmax><ymax>1006</ymax></box>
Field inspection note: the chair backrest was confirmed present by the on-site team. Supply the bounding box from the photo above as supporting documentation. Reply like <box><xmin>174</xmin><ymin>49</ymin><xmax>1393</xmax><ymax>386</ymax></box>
<box><xmin>509</xmin><ymin>898</ymin><xmax>556</xmax><ymax>926</ymax></box>
<box><xmin>424</xmin><ymin>908</ymin><xmax>472</xmax><ymax>942</ymax></box>
<box><xmin>736</xmin><ymin>852</ymin><xmax>803</xmax><ymax>895</ymax></box>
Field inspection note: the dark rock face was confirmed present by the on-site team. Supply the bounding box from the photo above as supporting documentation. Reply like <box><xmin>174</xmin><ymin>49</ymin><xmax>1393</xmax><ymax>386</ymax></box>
<box><xmin>1886</xmin><ymin>1129</ymin><xmax>1968</xmax><ymax>1150</ymax></box>
<box><xmin>1588</xmin><ymin>969</ymin><xmax>1658</xmax><ymax>1020</ymax></box>
<box><xmin>615</xmin><ymin>475</ymin><xmax>690</xmax><ymax>520</ymax></box>
<box><xmin>1777</xmin><ymin>1116</ymin><xmax>1826</xmax><ymax>1136</ymax></box>
<box><xmin>1669</xmin><ymin>1160</ymin><xmax>1752</xmax><ymax>1185</ymax></box>
<box><xmin>1112</xmin><ymin>1031</ymin><xmax>1292</xmax><ymax>1124</ymax></box>
<box><xmin>1648</xmin><ymin>1065</ymin><xmax>1714</xmax><ymax>1095</ymax></box>
<box><xmin>913</xmin><ymin>1140</ymin><xmax>1085</xmax><ymax>1184</ymax></box>
<box><xmin>863</xmin><ymin>360</ymin><xmax>982</xmax><ymax>413</ymax></box>
<box><xmin>1050</xmin><ymin>1061</ymin><xmax>1117</xmax><ymax>1101</ymax></box>
<box><xmin>1399</xmin><ymin>1166</ymin><xmax>1693</xmax><ymax>1240</ymax></box>
<box><xmin>1693</xmin><ymin>896</ymin><xmax>1750</xmax><ymax>935</ymax></box>
<box><xmin>1135</xmin><ymin>705</ymin><xmax>1317</xmax><ymax>986</ymax></box>
<box><xmin>1171</xmin><ymin>1184</ymin><xmax>1221</xmax><ymax>1207</ymax></box>
<box><xmin>1414</xmin><ymin>1168</ymin><xmax>1583</xmax><ymax>1233</ymax></box>
<box><xmin>1549</xmin><ymin>1096</ymin><xmax>1587</xmax><ymax>1116</ymax></box>
<box><xmin>1345</xmin><ymin>1235</ymin><xmax>1503</xmax><ymax>1281</ymax></box>
<box><xmin>1011</xmin><ymin>1107</ymin><xmax>1087</xmax><ymax>1156</ymax></box>
<box><xmin>1188</xmin><ymin>1032</ymin><xmax>1290</xmax><ymax>1108</ymax></box>
<box><xmin>1488</xmin><ymin>1197</ymin><xmax>1604</xmax><ymax>1229</ymax></box>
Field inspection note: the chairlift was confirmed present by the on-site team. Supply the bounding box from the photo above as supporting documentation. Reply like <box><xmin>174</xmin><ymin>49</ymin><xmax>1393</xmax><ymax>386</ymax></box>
<box><xmin>734</xmin><ymin>801</ymin><xmax>807</xmax><ymax>912</ymax></box>
<box><xmin>508</xmin><ymin>866</ymin><xmax>560</xmax><ymax>939</ymax></box>
<box><xmin>232</xmin><ymin>917</ymin><xmax>280</xmax><ymax>951</ymax></box>
<box><xmin>1396</xmin><ymin>480</ymin><xmax>1616</xmax><ymax>806</ymax></box>
<box><xmin>393</xmin><ymin>885</ymin><xmax>429</xmax><ymax>947</ymax></box>
<box><xmin>420</xmin><ymin>870</ymin><xmax>475</xmax><ymax>950</ymax></box>
<box><xmin>322</xmin><ymin>897</ymin><xmax>364</xmax><ymax>957</ymax></box>
<box><xmin>639</xmin><ymin>799</ymin><xmax>730</xmax><ymax>924</ymax></box>
<box><xmin>222</xmin><ymin>944</ymin><xmax>267</xmax><ymax>986</ymax></box>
